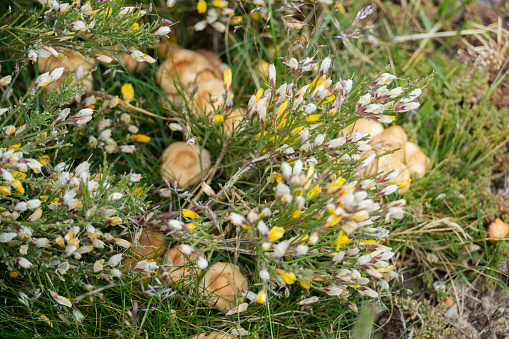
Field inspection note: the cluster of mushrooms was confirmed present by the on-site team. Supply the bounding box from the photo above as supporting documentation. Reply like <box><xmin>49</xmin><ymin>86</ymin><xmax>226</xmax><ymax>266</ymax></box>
<box><xmin>156</xmin><ymin>44</ymin><xmax>244</xmax><ymax>188</ymax></box>
<box><xmin>125</xmin><ymin>229</ymin><xmax>248</xmax><ymax>316</ymax></box>
<box><xmin>341</xmin><ymin>118</ymin><xmax>430</xmax><ymax>186</ymax></box>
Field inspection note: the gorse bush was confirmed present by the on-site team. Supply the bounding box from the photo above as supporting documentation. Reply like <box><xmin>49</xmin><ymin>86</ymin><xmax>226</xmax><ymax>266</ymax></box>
<box><xmin>0</xmin><ymin>0</ymin><xmax>430</xmax><ymax>336</ymax></box>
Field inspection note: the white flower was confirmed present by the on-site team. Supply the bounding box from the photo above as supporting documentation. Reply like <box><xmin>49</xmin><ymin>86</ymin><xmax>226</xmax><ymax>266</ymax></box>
<box><xmin>129</xmin><ymin>173</ymin><xmax>141</xmax><ymax>182</ymax></box>
<box><xmin>50</xmin><ymin>67</ymin><xmax>65</xmax><ymax>82</ymax></box>
<box><xmin>28</xmin><ymin>49</ymin><xmax>37</xmax><ymax>62</ymax></box>
<box><xmin>320</xmin><ymin>57</ymin><xmax>331</xmax><ymax>74</ymax></box>
<box><xmin>257</xmin><ymin>220</ymin><xmax>268</xmax><ymax>235</ymax></box>
<box><xmin>113</xmin><ymin>238</ymin><xmax>131</xmax><ymax>248</ymax></box>
<box><xmin>26</xmin><ymin>199</ymin><xmax>41</xmax><ymax>209</ymax></box>
<box><xmin>324</xmin><ymin>286</ymin><xmax>343</xmax><ymax>296</ymax></box>
<box><xmin>324</xmin><ymin>137</ymin><xmax>345</xmax><ymax>149</ymax></box>
<box><xmin>14</xmin><ymin>202</ymin><xmax>27</xmax><ymax>212</ymax></box>
<box><xmin>313</xmin><ymin>134</ymin><xmax>325</xmax><ymax>147</ymax></box>
<box><xmin>17</xmin><ymin>257</ymin><xmax>33</xmax><ymax>268</ymax></box>
<box><xmin>107</xmin><ymin>254</ymin><xmax>123</xmax><ymax>267</ymax></box>
<box><xmin>268</xmin><ymin>64</ymin><xmax>276</xmax><ymax>87</ymax></box>
<box><xmin>167</xmin><ymin>0</ymin><xmax>177</xmax><ymax>7</ymax></box>
<box><xmin>226</xmin><ymin>302</ymin><xmax>248</xmax><ymax>315</ymax></box>
<box><xmin>380</xmin><ymin>184</ymin><xmax>398</xmax><ymax>196</ymax></box>
<box><xmin>50</xmin><ymin>291</ymin><xmax>72</xmax><ymax>307</ymax></box>
<box><xmin>0</xmin><ymin>75</ymin><xmax>12</xmax><ymax>86</ymax></box>
<box><xmin>259</xmin><ymin>269</ymin><xmax>270</xmax><ymax>280</ymax></box>
<box><xmin>299</xmin><ymin>296</ymin><xmax>319</xmax><ymax>305</ymax></box>
<box><xmin>288</xmin><ymin>58</ymin><xmax>298</xmax><ymax>70</ymax></box>
<box><xmin>273</xmin><ymin>241</ymin><xmax>289</xmax><ymax>258</ymax></box>
<box><xmin>0</xmin><ymin>232</ymin><xmax>17</xmax><ymax>243</ymax></box>
<box><xmin>194</xmin><ymin>20</ymin><xmax>207</xmax><ymax>31</ymax></box>
<box><xmin>168</xmin><ymin>219</ymin><xmax>184</xmax><ymax>230</ymax></box>
<box><xmin>71</xmin><ymin>108</ymin><xmax>94</xmax><ymax>125</ymax></box>
<box><xmin>300</xmin><ymin>128</ymin><xmax>310</xmax><ymax>143</ymax></box>
<box><xmin>357</xmin><ymin>154</ymin><xmax>376</xmax><ymax>171</ymax></box>
<box><xmin>229</xmin><ymin>212</ymin><xmax>245</xmax><ymax>226</ymax></box>
<box><xmin>71</xmin><ymin>20</ymin><xmax>88</xmax><ymax>31</ymax></box>
<box><xmin>357</xmin><ymin>93</ymin><xmax>371</xmax><ymax>107</ymax></box>
<box><xmin>154</xmin><ymin>26</ymin><xmax>171</xmax><ymax>36</ymax></box>
<box><xmin>109</xmin><ymin>192</ymin><xmax>123</xmax><ymax>201</ymax></box>
<box><xmin>97</xmin><ymin>55</ymin><xmax>113</xmax><ymax>63</ymax></box>
<box><xmin>93</xmin><ymin>260</ymin><xmax>104</xmax><ymax>272</ymax></box>
<box><xmin>408</xmin><ymin>88</ymin><xmax>422</xmax><ymax>100</ymax></box>
<box><xmin>294</xmin><ymin>245</ymin><xmax>309</xmax><ymax>256</ymax></box>
<box><xmin>196</xmin><ymin>256</ymin><xmax>208</xmax><ymax>269</ymax></box>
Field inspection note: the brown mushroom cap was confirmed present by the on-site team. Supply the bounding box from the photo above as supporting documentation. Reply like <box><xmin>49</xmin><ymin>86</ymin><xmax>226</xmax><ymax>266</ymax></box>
<box><xmin>199</xmin><ymin>262</ymin><xmax>248</xmax><ymax>312</ymax></box>
<box><xmin>222</xmin><ymin>108</ymin><xmax>244</xmax><ymax>135</ymax></box>
<box><xmin>164</xmin><ymin>245</ymin><xmax>200</xmax><ymax>285</ymax></box>
<box><xmin>160</xmin><ymin>142</ymin><xmax>212</xmax><ymax>188</ymax></box>
<box><xmin>157</xmin><ymin>49</ymin><xmax>221</xmax><ymax>98</ymax></box>
<box><xmin>189</xmin><ymin>331</ymin><xmax>237</xmax><ymax>339</ymax></box>
<box><xmin>488</xmin><ymin>218</ymin><xmax>509</xmax><ymax>240</ymax></box>
<box><xmin>125</xmin><ymin>229</ymin><xmax>167</xmax><ymax>264</ymax></box>
<box><xmin>340</xmin><ymin>118</ymin><xmax>384</xmax><ymax>139</ymax></box>
<box><xmin>194</xmin><ymin>79</ymin><xmax>227</xmax><ymax>117</ymax></box>
<box><xmin>404</xmin><ymin>141</ymin><xmax>430</xmax><ymax>178</ymax></box>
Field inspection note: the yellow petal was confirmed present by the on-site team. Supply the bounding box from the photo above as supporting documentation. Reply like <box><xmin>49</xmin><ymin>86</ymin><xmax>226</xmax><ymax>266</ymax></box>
<box><xmin>182</xmin><ymin>209</ymin><xmax>199</xmax><ymax>218</ymax></box>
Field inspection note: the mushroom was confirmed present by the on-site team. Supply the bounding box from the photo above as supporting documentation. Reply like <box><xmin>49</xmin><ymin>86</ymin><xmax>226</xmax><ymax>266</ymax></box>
<box><xmin>194</xmin><ymin>78</ymin><xmax>227</xmax><ymax>117</ymax></box>
<box><xmin>222</xmin><ymin>108</ymin><xmax>244</xmax><ymax>135</ymax></box>
<box><xmin>160</xmin><ymin>142</ymin><xmax>212</xmax><ymax>189</ymax></box>
<box><xmin>125</xmin><ymin>229</ymin><xmax>167</xmax><ymax>264</ymax></box>
<box><xmin>38</xmin><ymin>50</ymin><xmax>95</xmax><ymax>98</ymax></box>
<box><xmin>164</xmin><ymin>245</ymin><xmax>200</xmax><ymax>285</ymax></box>
<box><xmin>488</xmin><ymin>218</ymin><xmax>509</xmax><ymax>240</ymax></box>
<box><xmin>340</xmin><ymin>118</ymin><xmax>384</xmax><ymax>139</ymax></box>
<box><xmin>370</xmin><ymin>126</ymin><xmax>408</xmax><ymax>163</ymax></box>
<box><xmin>157</xmin><ymin>48</ymin><xmax>222</xmax><ymax>99</ymax></box>
<box><xmin>189</xmin><ymin>332</ymin><xmax>237</xmax><ymax>339</ymax></box>
<box><xmin>199</xmin><ymin>262</ymin><xmax>248</xmax><ymax>312</ymax></box>
<box><xmin>404</xmin><ymin>141</ymin><xmax>430</xmax><ymax>178</ymax></box>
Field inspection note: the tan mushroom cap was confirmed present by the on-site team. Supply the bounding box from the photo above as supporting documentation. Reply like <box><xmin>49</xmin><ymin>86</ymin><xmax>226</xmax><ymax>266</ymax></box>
<box><xmin>157</xmin><ymin>49</ymin><xmax>221</xmax><ymax>98</ymax></box>
<box><xmin>488</xmin><ymin>218</ymin><xmax>509</xmax><ymax>240</ymax></box>
<box><xmin>160</xmin><ymin>142</ymin><xmax>212</xmax><ymax>189</ymax></box>
<box><xmin>199</xmin><ymin>262</ymin><xmax>248</xmax><ymax>312</ymax></box>
<box><xmin>164</xmin><ymin>245</ymin><xmax>200</xmax><ymax>285</ymax></box>
<box><xmin>340</xmin><ymin>118</ymin><xmax>384</xmax><ymax>138</ymax></box>
<box><xmin>38</xmin><ymin>50</ymin><xmax>95</xmax><ymax>94</ymax></box>
<box><xmin>125</xmin><ymin>229</ymin><xmax>167</xmax><ymax>264</ymax></box>
<box><xmin>404</xmin><ymin>141</ymin><xmax>430</xmax><ymax>178</ymax></box>
<box><xmin>194</xmin><ymin>79</ymin><xmax>227</xmax><ymax>117</ymax></box>
<box><xmin>222</xmin><ymin>108</ymin><xmax>244</xmax><ymax>135</ymax></box>
<box><xmin>189</xmin><ymin>331</ymin><xmax>237</xmax><ymax>339</ymax></box>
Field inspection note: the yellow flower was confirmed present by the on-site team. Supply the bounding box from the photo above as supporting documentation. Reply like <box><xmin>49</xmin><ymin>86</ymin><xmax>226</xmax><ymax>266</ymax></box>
<box><xmin>256</xmin><ymin>290</ymin><xmax>267</xmax><ymax>303</ymax></box>
<box><xmin>9</xmin><ymin>271</ymin><xmax>18</xmax><ymax>278</ymax></box>
<box><xmin>187</xmin><ymin>223</ymin><xmax>196</xmax><ymax>230</ymax></box>
<box><xmin>270</xmin><ymin>173</ymin><xmax>282</xmax><ymax>183</ymax></box>
<box><xmin>197</xmin><ymin>0</ymin><xmax>207</xmax><ymax>13</ymax></box>
<box><xmin>121</xmin><ymin>83</ymin><xmax>135</xmax><ymax>102</ymax></box>
<box><xmin>11</xmin><ymin>179</ymin><xmax>24</xmax><ymax>194</ymax></box>
<box><xmin>361</xmin><ymin>239</ymin><xmax>377</xmax><ymax>245</ymax></box>
<box><xmin>333</xmin><ymin>230</ymin><xmax>351</xmax><ymax>251</ymax></box>
<box><xmin>182</xmin><ymin>209</ymin><xmax>199</xmax><ymax>218</ymax></box>
<box><xmin>276</xmin><ymin>269</ymin><xmax>296</xmax><ymax>284</ymax></box>
<box><xmin>305</xmin><ymin>114</ymin><xmax>321</xmax><ymax>122</ymax></box>
<box><xmin>213</xmin><ymin>0</ymin><xmax>227</xmax><ymax>7</ymax></box>
<box><xmin>291</xmin><ymin>210</ymin><xmax>301</xmax><ymax>218</ymax></box>
<box><xmin>107</xmin><ymin>217</ymin><xmax>122</xmax><ymax>225</ymax></box>
<box><xmin>307</xmin><ymin>186</ymin><xmax>321</xmax><ymax>198</ymax></box>
<box><xmin>325</xmin><ymin>177</ymin><xmax>345</xmax><ymax>192</ymax></box>
<box><xmin>398</xmin><ymin>178</ymin><xmax>411</xmax><ymax>189</ymax></box>
<box><xmin>131</xmin><ymin>134</ymin><xmax>151</xmax><ymax>143</ymax></box>
<box><xmin>223</xmin><ymin>68</ymin><xmax>232</xmax><ymax>91</ymax></box>
<box><xmin>255</xmin><ymin>88</ymin><xmax>264</xmax><ymax>101</ymax></box>
<box><xmin>268</xmin><ymin>226</ymin><xmax>284</xmax><ymax>242</ymax></box>
<box><xmin>129</xmin><ymin>23</ymin><xmax>139</xmax><ymax>31</ymax></box>
<box><xmin>298</xmin><ymin>278</ymin><xmax>311</xmax><ymax>289</ymax></box>
<box><xmin>8</xmin><ymin>144</ymin><xmax>20</xmax><ymax>149</ymax></box>
<box><xmin>0</xmin><ymin>187</ymin><xmax>11</xmax><ymax>195</ymax></box>
<box><xmin>213</xmin><ymin>115</ymin><xmax>224</xmax><ymax>123</ymax></box>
